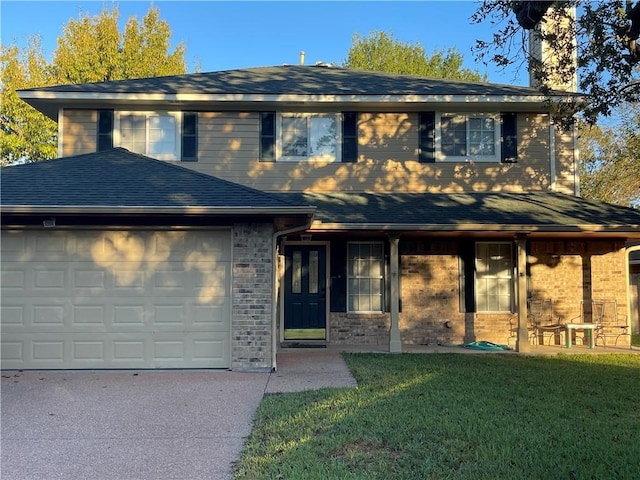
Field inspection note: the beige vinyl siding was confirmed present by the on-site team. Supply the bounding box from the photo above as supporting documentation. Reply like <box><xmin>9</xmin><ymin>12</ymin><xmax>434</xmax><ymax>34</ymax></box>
<box><xmin>188</xmin><ymin>112</ymin><xmax>564</xmax><ymax>194</ymax></box>
<box><xmin>61</xmin><ymin>109</ymin><xmax>97</xmax><ymax>157</ymax></box>
<box><xmin>181</xmin><ymin>112</ymin><xmax>260</xmax><ymax>178</ymax></box>
<box><xmin>554</xmin><ymin>126</ymin><xmax>577</xmax><ymax>194</ymax></box>
<box><xmin>58</xmin><ymin>110</ymin><xmax>572</xmax><ymax>195</ymax></box>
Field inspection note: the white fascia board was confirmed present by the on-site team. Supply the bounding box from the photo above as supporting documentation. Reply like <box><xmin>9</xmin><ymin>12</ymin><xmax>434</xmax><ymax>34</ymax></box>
<box><xmin>18</xmin><ymin>91</ymin><xmax>569</xmax><ymax>104</ymax></box>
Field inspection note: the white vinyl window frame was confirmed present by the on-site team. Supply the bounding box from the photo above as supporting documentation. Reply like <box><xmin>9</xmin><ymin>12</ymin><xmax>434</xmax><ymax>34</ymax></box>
<box><xmin>276</xmin><ymin>113</ymin><xmax>342</xmax><ymax>162</ymax></box>
<box><xmin>347</xmin><ymin>242</ymin><xmax>385</xmax><ymax>313</ymax></box>
<box><xmin>475</xmin><ymin>242</ymin><xmax>514</xmax><ymax>313</ymax></box>
<box><xmin>114</xmin><ymin>111</ymin><xmax>182</xmax><ymax>161</ymax></box>
<box><xmin>435</xmin><ymin>112</ymin><xmax>501</xmax><ymax>163</ymax></box>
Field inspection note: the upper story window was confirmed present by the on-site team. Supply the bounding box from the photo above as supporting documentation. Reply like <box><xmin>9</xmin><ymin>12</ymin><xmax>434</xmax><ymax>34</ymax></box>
<box><xmin>111</xmin><ymin>111</ymin><xmax>197</xmax><ymax>162</ymax></box>
<box><xmin>436</xmin><ymin>113</ymin><xmax>501</xmax><ymax>162</ymax></box>
<box><xmin>278</xmin><ymin>113</ymin><xmax>341</xmax><ymax>162</ymax></box>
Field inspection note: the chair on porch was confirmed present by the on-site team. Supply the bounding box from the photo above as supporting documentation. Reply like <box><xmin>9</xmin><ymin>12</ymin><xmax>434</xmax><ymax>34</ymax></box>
<box><xmin>528</xmin><ymin>298</ymin><xmax>564</xmax><ymax>346</ymax></box>
<box><xmin>592</xmin><ymin>299</ymin><xmax>631</xmax><ymax>348</ymax></box>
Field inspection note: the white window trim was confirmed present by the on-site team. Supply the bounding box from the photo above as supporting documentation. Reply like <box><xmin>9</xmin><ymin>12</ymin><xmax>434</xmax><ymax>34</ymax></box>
<box><xmin>475</xmin><ymin>241</ymin><xmax>514</xmax><ymax>314</ymax></box>
<box><xmin>114</xmin><ymin>111</ymin><xmax>182</xmax><ymax>161</ymax></box>
<box><xmin>276</xmin><ymin>113</ymin><xmax>342</xmax><ymax>162</ymax></box>
<box><xmin>435</xmin><ymin>112</ymin><xmax>501</xmax><ymax>163</ymax></box>
<box><xmin>347</xmin><ymin>241</ymin><xmax>385</xmax><ymax>314</ymax></box>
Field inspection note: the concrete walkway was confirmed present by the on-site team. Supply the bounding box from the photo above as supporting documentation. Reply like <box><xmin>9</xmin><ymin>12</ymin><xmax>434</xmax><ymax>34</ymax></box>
<box><xmin>1</xmin><ymin>352</ymin><xmax>356</xmax><ymax>480</ymax></box>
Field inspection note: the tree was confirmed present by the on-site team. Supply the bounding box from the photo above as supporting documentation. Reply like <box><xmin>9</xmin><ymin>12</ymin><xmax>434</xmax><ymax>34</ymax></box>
<box><xmin>0</xmin><ymin>6</ymin><xmax>187</xmax><ymax>166</ymax></box>
<box><xmin>343</xmin><ymin>31</ymin><xmax>487</xmax><ymax>82</ymax></box>
<box><xmin>472</xmin><ymin>1</ymin><xmax>640</xmax><ymax>125</ymax></box>
<box><xmin>0</xmin><ymin>38</ymin><xmax>57</xmax><ymax>164</ymax></box>
<box><xmin>578</xmin><ymin>107</ymin><xmax>640</xmax><ymax>207</ymax></box>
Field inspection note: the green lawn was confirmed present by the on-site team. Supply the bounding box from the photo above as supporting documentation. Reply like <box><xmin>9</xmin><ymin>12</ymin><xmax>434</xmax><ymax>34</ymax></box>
<box><xmin>234</xmin><ymin>353</ymin><xmax>640</xmax><ymax>479</ymax></box>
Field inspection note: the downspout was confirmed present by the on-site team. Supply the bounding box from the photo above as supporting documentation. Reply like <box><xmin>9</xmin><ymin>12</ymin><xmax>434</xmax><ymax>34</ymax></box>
<box><xmin>549</xmin><ymin>117</ymin><xmax>556</xmax><ymax>192</ymax></box>
<box><xmin>573</xmin><ymin>122</ymin><xmax>580</xmax><ymax>196</ymax></box>
<box><xmin>271</xmin><ymin>214</ymin><xmax>314</xmax><ymax>372</ymax></box>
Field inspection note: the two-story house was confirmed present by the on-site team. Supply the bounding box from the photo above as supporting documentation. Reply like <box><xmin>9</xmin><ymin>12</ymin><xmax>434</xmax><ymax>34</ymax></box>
<box><xmin>2</xmin><ymin>64</ymin><xmax>640</xmax><ymax>371</ymax></box>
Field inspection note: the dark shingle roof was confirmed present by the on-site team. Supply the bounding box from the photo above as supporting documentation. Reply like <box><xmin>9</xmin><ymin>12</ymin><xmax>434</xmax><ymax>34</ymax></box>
<box><xmin>278</xmin><ymin>192</ymin><xmax>640</xmax><ymax>233</ymax></box>
<box><xmin>1</xmin><ymin>148</ymin><xmax>311</xmax><ymax>212</ymax></box>
<box><xmin>21</xmin><ymin>65</ymin><xmax>544</xmax><ymax>97</ymax></box>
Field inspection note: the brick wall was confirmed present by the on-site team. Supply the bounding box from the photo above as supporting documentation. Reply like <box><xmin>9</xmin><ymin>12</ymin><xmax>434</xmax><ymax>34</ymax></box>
<box><xmin>231</xmin><ymin>222</ymin><xmax>274</xmax><ymax>370</ymax></box>
<box><xmin>326</xmin><ymin>238</ymin><xmax>629</xmax><ymax>350</ymax></box>
<box><xmin>330</xmin><ymin>313</ymin><xmax>390</xmax><ymax>345</ymax></box>
<box><xmin>399</xmin><ymin>243</ymin><xmax>466</xmax><ymax>345</ymax></box>
<box><xmin>529</xmin><ymin>239</ymin><xmax>629</xmax><ymax>346</ymax></box>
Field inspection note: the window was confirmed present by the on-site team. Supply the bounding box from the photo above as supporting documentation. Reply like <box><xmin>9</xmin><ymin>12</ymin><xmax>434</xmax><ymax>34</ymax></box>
<box><xmin>475</xmin><ymin>242</ymin><xmax>513</xmax><ymax>312</ymax></box>
<box><xmin>278</xmin><ymin>113</ymin><xmax>340</xmax><ymax>161</ymax></box>
<box><xmin>347</xmin><ymin>242</ymin><xmax>384</xmax><ymax>313</ymax></box>
<box><xmin>436</xmin><ymin>113</ymin><xmax>500</xmax><ymax>162</ymax></box>
<box><xmin>115</xmin><ymin>112</ymin><xmax>181</xmax><ymax>161</ymax></box>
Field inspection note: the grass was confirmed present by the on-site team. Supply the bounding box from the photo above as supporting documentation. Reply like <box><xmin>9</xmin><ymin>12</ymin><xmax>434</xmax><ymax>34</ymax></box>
<box><xmin>234</xmin><ymin>353</ymin><xmax>640</xmax><ymax>480</ymax></box>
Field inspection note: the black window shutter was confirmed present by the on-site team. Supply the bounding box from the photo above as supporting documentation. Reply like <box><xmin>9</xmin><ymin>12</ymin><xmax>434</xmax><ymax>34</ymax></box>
<box><xmin>458</xmin><ymin>240</ymin><xmax>476</xmax><ymax>313</ymax></box>
<box><xmin>501</xmin><ymin>112</ymin><xmax>517</xmax><ymax>163</ymax></box>
<box><xmin>181</xmin><ymin>112</ymin><xmax>198</xmax><ymax>162</ymax></box>
<box><xmin>260</xmin><ymin>112</ymin><xmax>276</xmax><ymax>162</ymax></box>
<box><xmin>342</xmin><ymin>112</ymin><xmax>358</xmax><ymax>163</ymax></box>
<box><xmin>97</xmin><ymin>110</ymin><xmax>113</xmax><ymax>151</ymax></box>
<box><xmin>330</xmin><ymin>240</ymin><xmax>347</xmax><ymax>312</ymax></box>
<box><xmin>418</xmin><ymin>112</ymin><xmax>436</xmax><ymax>163</ymax></box>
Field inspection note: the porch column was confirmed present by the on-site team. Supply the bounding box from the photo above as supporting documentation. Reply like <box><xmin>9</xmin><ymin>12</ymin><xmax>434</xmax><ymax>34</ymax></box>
<box><xmin>516</xmin><ymin>235</ymin><xmax>531</xmax><ymax>352</ymax></box>
<box><xmin>389</xmin><ymin>234</ymin><xmax>402</xmax><ymax>353</ymax></box>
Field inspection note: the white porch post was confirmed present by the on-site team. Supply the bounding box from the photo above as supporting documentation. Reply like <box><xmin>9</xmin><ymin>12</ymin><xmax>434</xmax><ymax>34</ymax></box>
<box><xmin>516</xmin><ymin>235</ymin><xmax>531</xmax><ymax>352</ymax></box>
<box><xmin>389</xmin><ymin>234</ymin><xmax>402</xmax><ymax>353</ymax></box>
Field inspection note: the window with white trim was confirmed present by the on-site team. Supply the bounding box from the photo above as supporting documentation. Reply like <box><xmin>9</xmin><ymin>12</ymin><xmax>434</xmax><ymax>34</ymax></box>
<box><xmin>115</xmin><ymin>112</ymin><xmax>181</xmax><ymax>161</ymax></box>
<box><xmin>475</xmin><ymin>242</ymin><xmax>513</xmax><ymax>312</ymax></box>
<box><xmin>347</xmin><ymin>242</ymin><xmax>384</xmax><ymax>313</ymax></box>
<box><xmin>436</xmin><ymin>113</ymin><xmax>500</xmax><ymax>162</ymax></box>
<box><xmin>278</xmin><ymin>113</ymin><xmax>341</xmax><ymax>161</ymax></box>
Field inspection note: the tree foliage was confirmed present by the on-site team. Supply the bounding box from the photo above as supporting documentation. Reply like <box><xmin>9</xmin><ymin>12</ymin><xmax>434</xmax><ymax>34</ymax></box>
<box><xmin>0</xmin><ymin>38</ymin><xmax>57</xmax><ymax>164</ymax></box>
<box><xmin>472</xmin><ymin>1</ymin><xmax>640</xmax><ymax>124</ymax></box>
<box><xmin>1</xmin><ymin>6</ymin><xmax>187</xmax><ymax>166</ymax></box>
<box><xmin>578</xmin><ymin>107</ymin><xmax>640</xmax><ymax>207</ymax></box>
<box><xmin>344</xmin><ymin>31</ymin><xmax>486</xmax><ymax>82</ymax></box>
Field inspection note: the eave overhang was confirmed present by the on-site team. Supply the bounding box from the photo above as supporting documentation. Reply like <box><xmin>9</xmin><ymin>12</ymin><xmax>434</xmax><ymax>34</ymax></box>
<box><xmin>309</xmin><ymin>221</ymin><xmax>640</xmax><ymax>239</ymax></box>
<box><xmin>18</xmin><ymin>91</ymin><xmax>577</xmax><ymax>121</ymax></box>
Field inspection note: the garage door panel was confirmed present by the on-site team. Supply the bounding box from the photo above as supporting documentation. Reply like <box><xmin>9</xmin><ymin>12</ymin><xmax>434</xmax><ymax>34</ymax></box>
<box><xmin>2</xmin><ymin>331</ymin><xmax>229</xmax><ymax>369</ymax></box>
<box><xmin>1</xmin><ymin>229</ymin><xmax>232</xmax><ymax>369</ymax></box>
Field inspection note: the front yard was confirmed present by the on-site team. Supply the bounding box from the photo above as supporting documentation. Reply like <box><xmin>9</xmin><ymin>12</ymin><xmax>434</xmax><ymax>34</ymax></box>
<box><xmin>234</xmin><ymin>353</ymin><xmax>640</xmax><ymax>479</ymax></box>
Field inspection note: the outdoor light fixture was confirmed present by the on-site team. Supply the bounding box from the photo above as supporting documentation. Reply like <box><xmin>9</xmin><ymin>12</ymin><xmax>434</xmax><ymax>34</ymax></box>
<box><xmin>42</xmin><ymin>218</ymin><xmax>56</xmax><ymax>228</ymax></box>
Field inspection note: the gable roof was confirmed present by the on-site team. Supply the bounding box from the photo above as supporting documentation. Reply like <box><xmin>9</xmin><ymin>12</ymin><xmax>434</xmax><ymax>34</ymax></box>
<box><xmin>279</xmin><ymin>192</ymin><xmax>640</xmax><ymax>237</ymax></box>
<box><xmin>1</xmin><ymin>148</ymin><xmax>313</xmax><ymax>216</ymax></box>
<box><xmin>18</xmin><ymin>65</ymin><xmax>571</xmax><ymax>120</ymax></box>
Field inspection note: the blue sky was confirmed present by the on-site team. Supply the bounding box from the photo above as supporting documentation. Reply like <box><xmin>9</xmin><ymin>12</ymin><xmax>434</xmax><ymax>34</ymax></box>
<box><xmin>1</xmin><ymin>0</ymin><xmax>527</xmax><ymax>85</ymax></box>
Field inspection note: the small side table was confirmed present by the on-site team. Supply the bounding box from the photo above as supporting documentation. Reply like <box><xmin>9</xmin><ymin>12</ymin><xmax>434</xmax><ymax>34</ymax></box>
<box><xmin>564</xmin><ymin>323</ymin><xmax>598</xmax><ymax>349</ymax></box>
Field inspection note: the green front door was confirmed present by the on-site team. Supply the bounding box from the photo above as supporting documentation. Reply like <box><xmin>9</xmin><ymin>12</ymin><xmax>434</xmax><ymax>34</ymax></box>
<box><xmin>283</xmin><ymin>245</ymin><xmax>326</xmax><ymax>340</ymax></box>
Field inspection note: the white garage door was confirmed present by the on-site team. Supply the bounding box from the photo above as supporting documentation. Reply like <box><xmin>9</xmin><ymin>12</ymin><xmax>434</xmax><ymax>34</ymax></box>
<box><xmin>1</xmin><ymin>229</ymin><xmax>232</xmax><ymax>369</ymax></box>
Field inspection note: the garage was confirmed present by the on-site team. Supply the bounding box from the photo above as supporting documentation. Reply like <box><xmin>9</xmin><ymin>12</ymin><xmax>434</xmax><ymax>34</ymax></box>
<box><xmin>1</xmin><ymin>228</ymin><xmax>232</xmax><ymax>369</ymax></box>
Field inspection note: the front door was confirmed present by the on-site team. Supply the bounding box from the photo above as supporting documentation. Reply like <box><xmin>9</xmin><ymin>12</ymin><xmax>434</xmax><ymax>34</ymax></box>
<box><xmin>283</xmin><ymin>245</ymin><xmax>327</xmax><ymax>340</ymax></box>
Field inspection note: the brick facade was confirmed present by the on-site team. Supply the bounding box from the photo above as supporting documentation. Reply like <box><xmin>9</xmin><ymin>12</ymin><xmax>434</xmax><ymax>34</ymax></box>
<box><xmin>326</xmin><ymin>238</ymin><xmax>631</xmax><ymax>349</ymax></box>
<box><xmin>329</xmin><ymin>313</ymin><xmax>390</xmax><ymax>345</ymax></box>
<box><xmin>231</xmin><ymin>222</ymin><xmax>274</xmax><ymax>370</ymax></box>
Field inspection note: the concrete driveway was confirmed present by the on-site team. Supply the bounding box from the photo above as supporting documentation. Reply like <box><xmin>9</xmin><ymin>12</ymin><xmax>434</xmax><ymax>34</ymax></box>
<box><xmin>1</xmin><ymin>351</ymin><xmax>357</xmax><ymax>479</ymax></box>
<box><xmin>1</xmin><ymin>370</ymin><xmax>269</xmax><ymax>480</ymax></box>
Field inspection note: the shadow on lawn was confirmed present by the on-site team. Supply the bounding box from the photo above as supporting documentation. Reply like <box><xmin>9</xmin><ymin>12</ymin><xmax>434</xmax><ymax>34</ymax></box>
<box><xmin>234</xmin><ymin>353</ymin><xmax>640</xmax><ymax>480</ymax></box>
